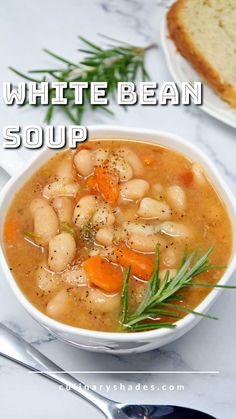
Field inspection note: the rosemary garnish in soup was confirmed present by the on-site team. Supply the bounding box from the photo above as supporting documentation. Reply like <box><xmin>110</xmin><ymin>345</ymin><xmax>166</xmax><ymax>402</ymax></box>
<box><xmin>120</xmin><ymin>245</ymin><xmax>236</xmax><ymax>332</ymax></box>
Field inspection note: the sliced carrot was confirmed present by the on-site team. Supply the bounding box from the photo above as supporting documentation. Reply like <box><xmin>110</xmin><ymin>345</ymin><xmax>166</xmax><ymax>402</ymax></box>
<box><xmin>84</xmin><ymin>256</ymin><xmax>123</xmax><ymax>293</ymax></box>
<box><xmin>86</xmin><ymin>175</ymin><xmax>97</xmax><ymax>194</ymax></box>
<box><xmin>115</xmin><ymin>244</ymin><xmax>154</xmax><ymax>281</ymax></box>
<box><xmin>179</xmin><ymin>170</ymin><xmax>194</xmax><ymax>186</ymax></box>
<box><xmin>95</xmin><ymin>164</ymin><xmax>119</xmax><ymax>205</ymax></box>
<box><xmin>4</xmin><ymin>218</ymin><xmax>20</xmax><ymax>245</ymax></box>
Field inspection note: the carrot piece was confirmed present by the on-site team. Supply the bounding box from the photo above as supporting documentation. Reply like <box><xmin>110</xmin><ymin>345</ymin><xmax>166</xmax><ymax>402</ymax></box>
<box><xmin>179</xmin><ymin>170</ymin><xmax>194</xmax><ymax>186</ymax></box>
<box><xmin>86</xmin><ymin>175</ymin><xmax>97</xmax><ymax>194</ymax></box>
<box><xmin>95</xmin><ymin>165</ymin><xmax>119</xmax><ymax>205</ymax></box>
<box><xmin>115</xmin><ymin>244</ymin><xmax>154</xmax><ymax>281</ymax></box>
<box><xmin>84</xmin><ymin>256</ymin><xmax>123</xmax><ymax>293</ymax></box>
<box><xmin>4</xmin><ymin>218</ymin><xmax>20</xmax><ymax>245</ymax></box>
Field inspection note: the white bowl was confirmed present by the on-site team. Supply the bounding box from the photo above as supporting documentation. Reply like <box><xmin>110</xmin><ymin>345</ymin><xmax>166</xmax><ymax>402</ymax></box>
<box><xmin>0</xmin><ymin>126</ymin><xmax>236</xmax><ymax>354</ymax></box>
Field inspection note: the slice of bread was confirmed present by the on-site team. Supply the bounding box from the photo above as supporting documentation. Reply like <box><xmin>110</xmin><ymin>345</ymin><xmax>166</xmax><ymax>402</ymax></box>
<box><xmin>167</xmin><ymin>0</ymin><xmax>236</xmax><ymax>108</ymax></box>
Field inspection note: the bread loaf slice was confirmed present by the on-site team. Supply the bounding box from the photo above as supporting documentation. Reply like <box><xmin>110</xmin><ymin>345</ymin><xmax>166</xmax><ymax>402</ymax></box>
<box><xmin>167</xmin><ymin>0</ymin><xmax>236</xmax><ymax>108</ymax></box>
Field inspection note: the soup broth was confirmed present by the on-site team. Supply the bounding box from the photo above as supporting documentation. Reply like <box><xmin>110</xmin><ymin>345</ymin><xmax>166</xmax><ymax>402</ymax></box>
<box><xmin>3</xmin><ymin>140</ymin><xmax>232</xmax><ymax>332</ymax></box>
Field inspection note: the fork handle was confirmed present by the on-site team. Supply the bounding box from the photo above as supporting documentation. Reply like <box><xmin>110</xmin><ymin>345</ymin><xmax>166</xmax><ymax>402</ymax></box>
<box><xmin>0</xmin><ymin>324</ymin><xmax>114</xmax><ymax>416</ymax></box>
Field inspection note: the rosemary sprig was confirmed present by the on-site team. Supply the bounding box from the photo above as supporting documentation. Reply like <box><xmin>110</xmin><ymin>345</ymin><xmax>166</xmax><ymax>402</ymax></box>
<box><xmin>121</xmin><ymin>266</ymin><xmax>131</xmax><ymax>324</ymax></box>
<box><xmin>9</xmin><ymin>36</ymin><xmax>155</xmax><ymax>124</ymax></box>
<box><xmin>121</xmin><ymin>245</ymin><xmax>236</xmax><ymax>331</ymax></box>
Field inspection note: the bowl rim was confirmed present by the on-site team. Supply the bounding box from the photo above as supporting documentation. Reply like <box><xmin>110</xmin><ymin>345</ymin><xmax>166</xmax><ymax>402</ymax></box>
<box><xmin>1</xmin><ymin>124</ymin><xmax>236</xmax><ymax>342</ymax></box>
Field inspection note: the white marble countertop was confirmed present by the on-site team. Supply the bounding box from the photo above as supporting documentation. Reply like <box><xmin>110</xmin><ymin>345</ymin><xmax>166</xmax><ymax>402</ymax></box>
<box><xmin>0</xmin><ymin>1</ymin><xmax>236</xmax><ymax>418</ymax></box>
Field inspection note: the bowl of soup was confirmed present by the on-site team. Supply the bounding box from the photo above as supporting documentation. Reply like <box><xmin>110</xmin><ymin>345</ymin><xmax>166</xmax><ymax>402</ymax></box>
<box><xmin>0</xmin><ymin>126</ymin><xmax>236</xmax><ymax>354</ymax></box>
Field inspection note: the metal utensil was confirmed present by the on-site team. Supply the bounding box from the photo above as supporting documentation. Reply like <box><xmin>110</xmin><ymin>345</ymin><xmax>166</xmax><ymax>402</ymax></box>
<box><xmin>0</xmin><ymin>323</ymin><xmax>216</xmax><ymax>418</ymax></box>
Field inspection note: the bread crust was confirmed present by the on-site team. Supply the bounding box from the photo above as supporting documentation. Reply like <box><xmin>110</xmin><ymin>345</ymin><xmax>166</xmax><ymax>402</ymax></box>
<box><xmin>167</xmin><ymin>0</ymin><xmax>236</xmax><ymax>108</ymax></box>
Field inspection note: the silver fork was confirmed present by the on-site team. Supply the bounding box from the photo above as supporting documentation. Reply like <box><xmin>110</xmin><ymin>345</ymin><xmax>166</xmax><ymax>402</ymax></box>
<box><xmin>0</xmin><ymin>323</ymin><xmax>216</xmax><ymax>419</ymax></box>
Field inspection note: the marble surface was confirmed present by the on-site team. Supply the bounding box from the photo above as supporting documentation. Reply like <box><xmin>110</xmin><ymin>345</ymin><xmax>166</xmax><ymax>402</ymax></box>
<box><xmin>0</xmin><ymin>0</ymin><xmax>236</xmax><ymax>418</ymax></box>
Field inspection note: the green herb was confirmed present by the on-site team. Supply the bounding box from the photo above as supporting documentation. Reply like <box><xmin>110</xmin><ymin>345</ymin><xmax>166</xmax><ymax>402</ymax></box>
<box><xmin>79</xmin><ymin>219</ymin><xmax>97</xmax><ymax>242</ymax></box>
<box><xmin>60</xmin><ymin>222</ymin><xmax>78</xmax><ymax>241</ymax></box>
<box><xmin>121</xmin><ymin>245</ymin><xmax>236</xmax><ymax>331</ymax></box>
<box><xmin>9</xmin><ymin>36</ymin><xmax>156</xmax><ymax>124</ymax></box>
<box><xmin>23</xmin><ymin>230</ymin><xmax>41</xmax><ymax>240</ymax></box>
<box><xmin>121</xmin><ymin>266</ymin><xmax>131</xmax><ymax>324</ymax></box>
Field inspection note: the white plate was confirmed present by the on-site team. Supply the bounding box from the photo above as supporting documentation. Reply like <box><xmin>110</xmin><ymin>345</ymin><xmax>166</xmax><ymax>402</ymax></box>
<box><xmin>161</xmin><ymin>10</ymin><xmax>236</xmax><ymax>129</ymax></box>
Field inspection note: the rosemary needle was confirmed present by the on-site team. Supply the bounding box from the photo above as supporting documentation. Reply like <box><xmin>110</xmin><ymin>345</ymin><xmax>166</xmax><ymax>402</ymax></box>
<box><xmin>121</xmin><ymin>245</ymin><xmax>236</xmax><ymax>332</ymax></box>
<box><xmin>9</xmin><ymin>35</ymin><xmax>156</xmax><ymax>124</ymax></box>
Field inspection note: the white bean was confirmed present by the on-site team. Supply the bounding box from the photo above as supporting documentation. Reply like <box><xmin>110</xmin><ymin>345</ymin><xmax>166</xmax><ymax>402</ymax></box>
<box><xmin>93</xmin><ymin>148</ymin><xmax>109</xmax><ymax>165</ymax></box>
<box><xmin>86</xmin><ymin>287</ymin><xmax>121</xmax><ymax>313</ymax></box>
<box><xmin>92</xmin><ymin>205</ymin><xmax>115</xmax><ymax>228</ymax></box>
<box><xmin>113</xmin><ymin>227</ymin><xmax>126</xmax><ymax>242</ymax></box>
<box><xmin>34</xmin><ymin>205</ymin><xmax>59</xmax><ymax>246</ymax></box>
<box><xmin>96</xmin><ymin>227</ymin><xmax>114</xmax><ymax>246</ymax></box>
<box><xmin>192</xmin><ymin>163</ymin><xmax>206</xmax><ymax>186</ymax></box>
<box><xmin>52</xmin><ymin>197</ymin><xmax>74</xmax><ymax>223</ymax></box>
<box><xmin>89</xmin><ymin>246</ymin><xmax>117</xmax><ymax>262</ymax></box>
<box><xmin>159</xmin><ymin>269</ymin><xmax>177</xmax><ymax>281</ymax></box>
<box><xmin>160</xmin><ymin>221</ymin><xmax>191</xmax><ymax>238</ymax></box>
<box><xmin>30</xmin><ymin>198</ymin><xmax>48</xmax><ymax>216</ymax></box>
<box><xmin>108</xmin><ymin>154</ymin><xmax>133</xmax><ymax>182</ymax></box>
<box><xmin>117</xmin><ymin>147</ymin><xmax>143</xmax><ymax>176</ymax></box>
<box><xmin>133</xmin><ymin>282</ymin><xmax>147</xmax><ymax>305</ymax></box>
<box><xmin>48</xmin><ymin>232</ymin><xmax>76</xmax><ymax>272</ymax></box>
<box><xmin>123</xmin><ymin>221</ymin><xmax>160</xmax><ymax>236</ymax></box>
<box><xmin>74</xmin><ymin>149</ymin><xmax>94</xmax><ymax>177</ymax></box>
<box><xmin>46</xmin><ymin>289</ymin><xmax>70</xmax><ymax>318</ymax></box>
<box><xmin>43</xmin><ymin>180</ymin><xmax>79</xmax><ymax>199</ymax></box>
<box><xmin>162</xmin><ymin>247</ymin><xmax>178</xmax><ymax>268</ymax></box>
<box><xmin>36</xmin><ymin>265</ymin><xmax>60</xmax><ymax>292</ymax></box>
<box><xmin>116</xmin><ymin>206</ymin><xmax>138</xmax><ymax>223</ymax></box>
<box><xmin>137</xmin><ymin>197</ymin><xmax>171</xmax><ymax>220</ymax></box>
<box><xmin>166</xmin><ymin>185</ymin><xmax>186</xmax><ymax>211</ymax></box>
<box><xmin>73</xmin><ymin>195</ymin><xmax>98</xmax><ymax>228</ymax></box>
<box><xmin>56</xmin><ymin>155</ymin><xmax>74</xmax><ymax>180</ymax></box>
<box><xmin>120</xmin><ymin>179</ymin><xmax>149</xmax><ymax>201</ymax></box>
<box><xmin>127</xmin><ymin>233</ymin><xmax>166</xmax><ymax>252</ymax></box>
<box><xmin>63</xmin><ymin>268</ymin><xmax>88</xmax><ymax>286</ymax></box>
